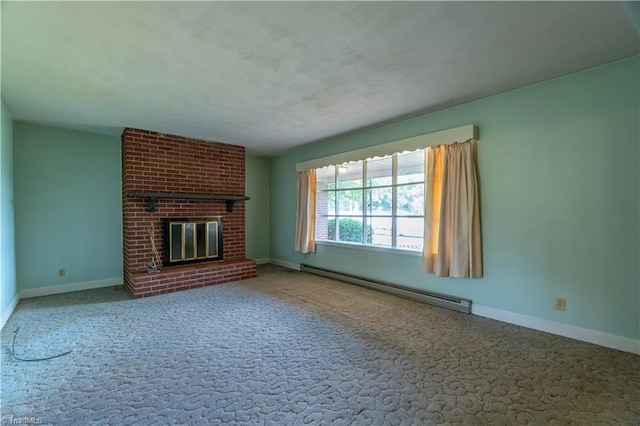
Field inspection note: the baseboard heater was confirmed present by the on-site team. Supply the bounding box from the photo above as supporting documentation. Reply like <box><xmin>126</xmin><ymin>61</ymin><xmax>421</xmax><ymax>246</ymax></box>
<box><xmin>300</xmin><ymin>264</ymin><xmax>472</xmax><ymax>314</ymax></box>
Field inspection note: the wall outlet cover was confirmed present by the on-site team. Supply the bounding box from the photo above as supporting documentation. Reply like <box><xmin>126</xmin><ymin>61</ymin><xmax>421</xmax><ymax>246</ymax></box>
<box><xmin>554</xmin><ymin>297</ymin><xmax>566</xmax><ymax>311</ymax></box>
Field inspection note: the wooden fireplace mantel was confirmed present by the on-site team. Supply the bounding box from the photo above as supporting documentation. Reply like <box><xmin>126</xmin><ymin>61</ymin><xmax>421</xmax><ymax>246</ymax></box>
<box><xmin>129</xmin><ymin>192</ymin><xmax>250</xmax><ymax>213</ymax></box>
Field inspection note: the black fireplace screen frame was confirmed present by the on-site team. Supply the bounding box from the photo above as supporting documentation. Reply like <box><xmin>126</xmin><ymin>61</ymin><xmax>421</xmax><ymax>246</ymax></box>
<box><xmin>162</xmin><ymin>217</ymin><xmax>224</xmax><ymax>267</ymax></box>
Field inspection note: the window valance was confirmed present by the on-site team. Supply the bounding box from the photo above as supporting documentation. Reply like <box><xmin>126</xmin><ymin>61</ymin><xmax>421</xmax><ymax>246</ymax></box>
<box><xmin>295</xmin><ymin>124</ymin><xmax>477</xmax><ymax>172</ymax></box>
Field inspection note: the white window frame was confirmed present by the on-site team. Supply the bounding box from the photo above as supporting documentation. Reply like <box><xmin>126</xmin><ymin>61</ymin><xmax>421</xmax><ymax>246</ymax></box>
<box><xmin>315</xmin><ymin>153</ymin><xmax>426</xmax><ymax>251</ymax></box>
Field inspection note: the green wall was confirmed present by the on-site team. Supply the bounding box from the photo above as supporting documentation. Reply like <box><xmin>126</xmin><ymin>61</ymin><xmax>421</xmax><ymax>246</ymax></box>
<box><xmin>245</xmin><ymin>154</ymin><xmax>270</xmax><ymax>261</ymax></box>
<box><xmin>11</xmin><ymin>124</ymin><xmax>271</xmax><ymax>291</ymax></box>
<box><xmin>1</xmin><ymin>100</ymin><xmax>17</xmax><ymax>317</ymax></box>
<box><xmin>269</xmin><ymin>57</ymin><xmax>640</xmax><ymax>341</ymax></box>
<box><xmin>14</xmin><ymin>123</ymin><xmax>123</xmax><ymax>290</ymax></box>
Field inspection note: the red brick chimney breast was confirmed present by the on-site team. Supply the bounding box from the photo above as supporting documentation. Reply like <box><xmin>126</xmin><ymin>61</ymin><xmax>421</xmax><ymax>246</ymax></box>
<box><xmin>121</xmin><ymin>128</ymin><xmax>256</xmax><ymax>298</ymax></box>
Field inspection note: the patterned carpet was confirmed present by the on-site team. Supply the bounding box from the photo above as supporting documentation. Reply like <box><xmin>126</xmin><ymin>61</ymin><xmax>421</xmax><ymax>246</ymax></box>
<box><xmin>2</xmin><ymin>264</ymin><xmax>638</xmax><ymax>425</ymax></box>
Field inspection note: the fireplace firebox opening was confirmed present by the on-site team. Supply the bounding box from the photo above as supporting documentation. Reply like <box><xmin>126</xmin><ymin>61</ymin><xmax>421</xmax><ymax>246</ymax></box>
<box><xmin>162</xmin><ymin>217</ymin><xmax>223</xmax><ymax>266</ymax></box>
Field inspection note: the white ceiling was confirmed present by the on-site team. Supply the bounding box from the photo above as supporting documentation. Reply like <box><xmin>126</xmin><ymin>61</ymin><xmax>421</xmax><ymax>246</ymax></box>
<box><xmin>2</xmin><ymin>2</ymin><xmax>638</xmax><ymax>155</ymax></box>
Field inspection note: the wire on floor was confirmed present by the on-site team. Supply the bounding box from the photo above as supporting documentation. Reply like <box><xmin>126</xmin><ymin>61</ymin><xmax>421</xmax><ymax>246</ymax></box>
<box><xmin>11</xmin><ymin>327</ymin><xmax>73</xmax><ymax>362</ymax></box>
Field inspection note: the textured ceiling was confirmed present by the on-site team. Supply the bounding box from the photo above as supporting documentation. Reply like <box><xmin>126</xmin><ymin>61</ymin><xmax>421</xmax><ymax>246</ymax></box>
<box><xmin>1</xmin><ymin>2</ymin><xmax>638</xmax><ymax>155</ymax></box>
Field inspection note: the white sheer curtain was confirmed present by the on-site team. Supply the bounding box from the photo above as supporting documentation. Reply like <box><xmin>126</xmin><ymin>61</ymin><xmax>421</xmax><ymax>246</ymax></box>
<box><xmin>295</xmin><ymin>169</ymin><xmax>317</xmax><ymax>253</ymax></box>
<box><xmin>422</xmin><ymin>140</ymin><xmax>482</xmax><ymax>278</ymax></box>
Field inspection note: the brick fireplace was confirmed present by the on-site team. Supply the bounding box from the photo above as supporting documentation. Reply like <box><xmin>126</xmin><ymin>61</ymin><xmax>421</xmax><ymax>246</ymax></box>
<box><xmin>122</xmin><ymin>128</ymin><xmax>256</xmax><ymax>298</ymax></box>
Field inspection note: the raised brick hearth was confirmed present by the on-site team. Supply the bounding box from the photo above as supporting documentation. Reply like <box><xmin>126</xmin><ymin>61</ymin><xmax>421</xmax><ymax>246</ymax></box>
<box><xmin>122</xmin><ymin>128</ymin><xmax>256</xmax><ymax>298</ymax></box>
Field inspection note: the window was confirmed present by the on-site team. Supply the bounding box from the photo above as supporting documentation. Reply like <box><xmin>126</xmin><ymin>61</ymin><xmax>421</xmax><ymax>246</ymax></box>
<box><xmin>315</xmin><ymin>150</ymin><xmax>425</xmax><ymax>251</ymax></box>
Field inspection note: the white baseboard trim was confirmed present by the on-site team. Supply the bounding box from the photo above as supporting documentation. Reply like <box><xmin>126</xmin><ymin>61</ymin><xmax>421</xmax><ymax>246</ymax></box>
<box><xmin>1</xmin><ymin>293</ymin><xmax>20</xmax><ymax>330</ymax></box>
<box><xmin>268</xmin><ymin>258</ymin><xmax>301</xmax><ymax>271</ymax></box>
<box><xmin>253</xmin><ymin>258</ymin><xmax>270</xmax><ymax>265</ymax></box>
<box><xmin>19</xmin><ymin>276</ymin><xmax>123</xmax><ymax>299</ymax></box>
<box><xmin>472</xmin><ymin>304</ymin><xmax>640</xmax><ymax>355</ymax></box>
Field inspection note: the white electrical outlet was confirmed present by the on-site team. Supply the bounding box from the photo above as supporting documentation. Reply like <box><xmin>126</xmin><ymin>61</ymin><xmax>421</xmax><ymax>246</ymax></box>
<box><xmin>57</xmin><ymin>268</ymin><xmax>66</xmax><ymax>277</ymax></box>
<box><xmin>554</xmin><ymin>297</ymin><xmax>566</xmax><ymax>311</ymax></box>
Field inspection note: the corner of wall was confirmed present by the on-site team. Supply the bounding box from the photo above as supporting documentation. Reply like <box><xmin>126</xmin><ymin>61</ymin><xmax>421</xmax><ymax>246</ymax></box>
<box><xmin>0</xmin><ymin>99</ymin><xmax>18</xmax><ymax>329</ymax></box>
<box><xmin>245</xmin><ymin>154</ymin><xmax>271</xmax><ymax>260</ymax></box>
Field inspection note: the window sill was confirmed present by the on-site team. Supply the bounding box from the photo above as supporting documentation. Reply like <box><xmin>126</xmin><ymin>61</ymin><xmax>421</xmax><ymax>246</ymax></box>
<box><xmin>315</xmin><ymin>240</ymin><xmax>422</xmax><ymax>257</ymax></box>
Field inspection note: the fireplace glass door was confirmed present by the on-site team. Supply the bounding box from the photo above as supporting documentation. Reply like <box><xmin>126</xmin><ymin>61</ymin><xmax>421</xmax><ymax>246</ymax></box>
<box><xmin>163</xmin><ymin>217</ymin><xmax>223</xmax><ymax>266</ymax></box>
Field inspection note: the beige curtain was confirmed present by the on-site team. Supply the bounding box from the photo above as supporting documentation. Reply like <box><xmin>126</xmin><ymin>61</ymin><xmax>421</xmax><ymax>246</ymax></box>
<box><xmin>295</xmin><ymin>169</ymin><xmax>317</xmax><ymax>253</ymax></box>
<box><xmin>422</xmin><ymin>140</ymin><xmax>482</xmax><ymax>278</ymax></box>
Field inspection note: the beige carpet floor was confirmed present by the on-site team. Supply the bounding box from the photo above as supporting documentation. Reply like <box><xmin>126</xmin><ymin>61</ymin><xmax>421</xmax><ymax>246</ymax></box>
<box><xmin>2</xmin><ymin>264</ymin><xmax>639</xmax><ymax>425</ymax></box>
